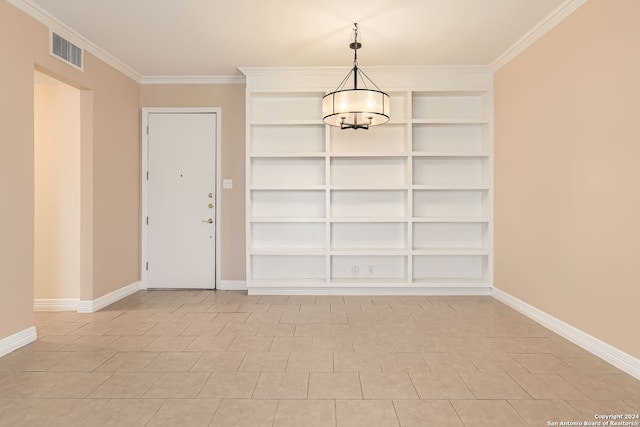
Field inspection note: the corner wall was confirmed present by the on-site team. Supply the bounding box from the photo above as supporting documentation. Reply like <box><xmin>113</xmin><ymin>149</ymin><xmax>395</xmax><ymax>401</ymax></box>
<box><xmin>494</xmin><ymin>0</ymin><xmax>640</xmax><ymax>359</ymax></box>
<box><xmin>0</xmin><ymin>1</ymin><xmax>140</xmax><ymax>339</ymax></box>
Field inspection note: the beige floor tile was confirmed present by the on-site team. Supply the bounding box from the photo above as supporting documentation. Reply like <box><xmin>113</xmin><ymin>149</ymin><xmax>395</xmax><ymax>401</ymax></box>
<box><xmin>89</xmin><ymin>372</ymin><xmax>160</xmax><ymax>398</ymax></box>
<box><xmin>268</xmin><ymin>304</ymin><xmax>301</xmax><ymax>314</ymax></box>
<box><xmin>96</xmin><ymin>351</ymin><xmax>159</xmax><ymax>372</ymax></box>
<box><xmin>379</xmin><ymin>352</ymin><xmax>428</xmax><ymax>373</ymax></box>
<box><xmin>511</xmin><ymin>353</ymin><xmax>574</xmax><ymax>373</ymax></box>
<box><xmin>0</xmin><ymin>371</ymin><xmax>111</xmax><ymax>398</ymax></box>
<box><xmin>421</xmin><ymin>352</ymin><xmax>480</xmax><ymax>373</ymax></box>
<box><xmin>556</xmin><ymin>353</ymin><xmax>622</xmax><ymax>374</ymax></box>
<box><xmin>300</xmin><ymin>304</ymin><xmax>331</xmax><ymax>314</ymax></box>
<box><xmin>239</xmin><ymin>352</ymin><xmax>289</xmax><ymax>372</ymax></box>
<box><xmin>0</xmin><ymin>397</ymin><xmax>108</xmax><ymax>427</ymax></box>
<box><xmin>286</xmin><ymin>296</ymin><xmax>317</xmax><ymax>304</ymax></box>
<box><xmin>560</xmin><ymin>372</ymin><xmax>640</xmax><ymax>401</ymax></box>
<box><xmin>336</xmin><ymin>399</ymin><xmax>399</xmax><ymax>427</ymax></box>
<box><xmin>253</xmin><ymin>372</ymin><xmax>309</xmax><ymax>399</ymax></box>
<box><xmin>342</xmin><ymin>296</ymin><xmax>372</xmax><ymax>305</ymax></box>
<box><xmin>85</xmin><ymin>398</ymin><xmax>164</xmax><ymax>427</ymax></box>
<box><xmin>409</xmin><ymin>372</ymin><xmax>475</xmax><ymax>399</ymax></box>
<box><xmin>210</xmin><ymin>313</ymin><xmax>250</xmax><ymax>323</ymax></box>
<box><xmin>313</xmin><ymin>336</ymin><xmax>354</xmax><ymax>352</ymax></box>
<box><xmin>48</xmin><ymin>350</ymin><xmax>116</xmax><ymax>372</ymax></box>
<box><xmin>0</xmin><ymin>351</ymin><xmax>71</xmax><ymax>372</ymax></box>
<box><xmin>185</xmin><ymin>335</ymin><xmax>234</xmax><ymax>352</ymax></box>
<box><xmin>190</xmin><ymin>352</ymin><xmax>245</xmax><ymax>372</ymax></box>
<box><xmin>256</xmin><ymin>323</ymin><xmax>296</xmax><ymax>337</ymax></box>
<box><xmin>143</xmin><ymin>351</ymin><xmax>201</xmax><ymax>372</ymax></box>
<box><xmin>567</xmin><ymin>399</ymin><xmax>637</xmax><ymax>416</ymax></box>
<box><xmin>294</xmin><ymin>324</ymin><xmax>350</xmax><ymax>337</ymax></box>
<box><xmin>360</xmin><ymin>373</ymin><xmax>418</xmax><ymax>399</ymax></box>
<box><xmin>270</xmin><ymin>336</ymin><xmax>312</xmax><ymax>352</ymax></box>
<box><xmin>146</xmin><ymin>398</ymin><xmax>220</xmax><ymax>427</ymax></box>
<box><xmin>451</xmin><ymin>400</ymin><xmax>527</xmax><ymax>427</ymax></box>
<box><xmin>258</xmin><ymin>296</ymin><xmax>289</xmax><ymax>304</ymax></box>
<box><xmin>459</xmin><ymin>372</ymin><xmax>530</xmax><ymax>399</ymax></box>
<box><xmin>59</xmin><ymin>335</ymin><xmax>118</xmax><ymax>352</ymax></box>
<box><xmin>209</xmin><ymin>304</ymin><xmax>241</xmax><ymax>312</ymax></box>
<box><xmin>509</xmin><ymin>399</ymin><xmax>582</xmax><ymax>425</ymax></box>
<box><xmin>210</xmin><ymin>398</ymin><xmax>277</xmax><ymax>427</ymax></box>
<box><xmin>144</xmin><ymin>322</ymin><xmax>189</xmax><ymax>336</ymax></box>
<box><xmin>330</xmin><ymin>304</ymin><xmax>363</xmax><ymax>314</ymax></box>
<box><xmin>511</xmin><ymin>373</ymin><xmax>590</xmax><ymax>400</ymax></box>
<box><xmin>181</xmin><ymin>322</ymin><xmax>225</xmax><ymax>336</ymax></box>
<box><xmin>237</xmin><ymin>303</ymin><xmax>271</xmax><ymax>313</ymax></box>
<box><xmin>246</xmin><ymin>312</ymin><xmax>283</xmax><ymax>323</ymax></box>
<box><xmin>393</xmin><ymin>400</ymin><xmax>463</xmax><ymax>427</ymax></box>
<box><xmin>286</xmin><ymin>352</ymin><xmax>333</xmax><ymax>373</ymax></box>
<box><xmin>218</xmin><ymin>323</ymin><xmax>261</xmax><ymax>337</ymax></box>
<box><xmin>469</xmin><ymin>354</ymin><xmax>529</xmax><ymax>374</ymax></box>
<box><xmin>274</xmin><ymin>399</ymin><xmax>336</xmax><ymax>427</ymax></box>
<box><xmin>228</xmin><ymin>336</ymin><xmax>274</xmax><ymax>352</ymax></box>
<box><xmin>315</xmin><ymin>296</ymin><xmax>345</xmax><ymax>305</ymax></box>
<box><xmin>104</xmin><ymin>322</ymin><xmax>155</xmax><ymax>336</ymax></box>
<box><xmin>37</xmin><ymin>322</ymin><xmax>86</xmax><ymax>336</ymax></box>
<box><xmin>198</xmin><ymin>372</ymin><xmax>259</xmax><ymax>398</ymax></box>
<box><xmin>144</xmin><ymin>336</ymin><xmax>195</xmax><ymax>351</ymax></box>
<box><xmin>6</xmin><ymin>291</ymin><xmax>640</xmax><ymax>427</ymax></box>
<box><xmin>104</xmin><ymin>335</ymin><xmax>158</xmax><ymax>351</ymax></box>
<box><xmin>143</xmin><ymin>372</ymin><xmax>210</xmax><ymax>398</ymax></box>
<box><xmin>308</xmin><ymin>372</ymin><xmax>362</xmax><ymax>399</ymax></box>
<box><xmin>334</xmin><ymin>352</ymin><xmax>381</xmax><ymax>373</ymax></box>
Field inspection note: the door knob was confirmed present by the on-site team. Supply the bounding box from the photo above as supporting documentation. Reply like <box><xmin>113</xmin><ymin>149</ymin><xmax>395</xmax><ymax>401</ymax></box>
<box><xmin>202</xmin><ymin>218</ymin><xmax>213</xmax><ymax>224</ymax></box>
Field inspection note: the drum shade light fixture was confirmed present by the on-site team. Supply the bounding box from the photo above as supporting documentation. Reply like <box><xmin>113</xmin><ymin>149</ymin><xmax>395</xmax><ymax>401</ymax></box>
<box><xmin>322</xmin><ymin>23</ymin><xmax>390</xmax><ymax>130</ymax></box>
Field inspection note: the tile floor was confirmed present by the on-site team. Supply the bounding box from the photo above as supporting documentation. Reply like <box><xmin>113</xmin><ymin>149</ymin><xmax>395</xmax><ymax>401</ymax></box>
<box><xmin>0</xmin><ymin>290</ymin><xmax>639</xmax><ymax>426</ymax></box>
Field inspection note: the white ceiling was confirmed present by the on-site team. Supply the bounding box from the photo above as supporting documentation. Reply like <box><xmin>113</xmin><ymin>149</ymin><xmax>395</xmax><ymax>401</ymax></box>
<box><xmin>23</xmin><ymin>0</ymin><xmax>578</xmax><ymax>78</ymax></box>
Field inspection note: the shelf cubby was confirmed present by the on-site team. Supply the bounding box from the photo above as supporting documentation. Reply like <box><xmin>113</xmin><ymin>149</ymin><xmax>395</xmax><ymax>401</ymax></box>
<box><xmin>331</xmin><ymin>255</ymin><xmax>407</xmax><ymax>281</ymax></box>
<box><xmin>251</xmin><ymin>157</ymin><xmax>325</xmax><ymax>187</ymax></box>
<box><xmin>250</xmin><ymin>124</ymin><xmax>325</xmax><ymax>155</ymax></box>
<box><xmin>331</xmin><ymin>157</ymin><xmax>407</xmax><ymax>187</ymax></box>
<box><xmin>251</xmin><ymin>222</ymin><xmax>326</xmax><ymax>250</ymax></box>
<box><xmin>331</xmin><ymin>222</ymin><xmax>407</xmax><ymax>250</ymax></box>
<box><xmin>250</xmin><ymin>190</ymin><xmax>325</xmax><ymax>219</ymax></box>
<box><xmin>413</xmin><ymin>157</ymin><xmax>488</xmax><ymax>187</ymax></box>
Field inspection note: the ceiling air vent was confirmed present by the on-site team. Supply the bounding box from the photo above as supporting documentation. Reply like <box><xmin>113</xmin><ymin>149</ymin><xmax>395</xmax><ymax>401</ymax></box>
<box><xmin>50</xmin><ymin>31</ymin><xmax>83</xmax><ymax>71</ymax></box>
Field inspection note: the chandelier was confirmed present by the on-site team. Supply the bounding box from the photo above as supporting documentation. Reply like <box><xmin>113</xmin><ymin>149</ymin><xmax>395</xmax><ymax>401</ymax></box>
<box><xmin>322</xmin><ymin>23</ymin><xmax>390</xmax><ymax>130</ymax></box>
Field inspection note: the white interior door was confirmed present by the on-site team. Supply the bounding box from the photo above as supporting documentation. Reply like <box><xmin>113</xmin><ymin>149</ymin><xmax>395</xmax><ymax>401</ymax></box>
<box><xmin>146</xmin><ymin>112</ymin><xmax>216</xmax><ymax>288</ymax></box>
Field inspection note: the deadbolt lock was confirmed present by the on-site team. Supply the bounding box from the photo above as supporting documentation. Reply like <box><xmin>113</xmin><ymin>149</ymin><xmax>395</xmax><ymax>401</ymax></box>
<box><xmin>208</xmin><ymin>193</ymin><xmax>213</xmax><ymax>198</ymax></box>
<box><xmin>202</xmin><ymin>218</ymin><xmax>213</xmax><ymax>224</ymax></box>
<box><xmin>208</xmin><ymin>203</ymin><xmax>214</xmax><ymax>208</ymax></box>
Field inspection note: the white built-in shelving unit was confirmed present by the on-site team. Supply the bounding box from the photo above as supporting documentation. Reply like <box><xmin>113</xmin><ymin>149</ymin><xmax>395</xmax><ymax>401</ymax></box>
<box><xmin>241</xmin><ymin>67</ymin><xmax>493</xmax><ymax>295</ymax></box>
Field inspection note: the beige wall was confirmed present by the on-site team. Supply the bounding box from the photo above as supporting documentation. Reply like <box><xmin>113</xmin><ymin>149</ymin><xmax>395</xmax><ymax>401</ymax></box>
<box><xmin>140</xmin><ymin>84</ymin><xmax>246</xmax><ymax>281</ymax></box>
<box><xmin>34</xmin><ymin>73</ymin><xmax>81</xmax><ymax>299</ymax></box>
<box><xmin>494</xmin><ymin>0</ymin><xmax>640</xmax><ymax>358</ymax></box>
<box><xmin>0</xmin><ymin>1</ymin><xmax>140</xmax><ymax>338</ymax></box>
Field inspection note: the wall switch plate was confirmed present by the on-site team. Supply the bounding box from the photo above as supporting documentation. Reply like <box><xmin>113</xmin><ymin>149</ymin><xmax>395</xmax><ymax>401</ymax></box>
<box><xmin>351</xmin><ymin>266</ymin><xmax>360</xmax><ymax>277</ymax></box>
<box><xmin>222</xmin><ymin>179</ymin><xmax>233</xmax><ymax>189</ymax></box>
<box><xmin>368</xmin><ymin>265</ymin><xmax>375</xmax><ymax>276</ymax></box>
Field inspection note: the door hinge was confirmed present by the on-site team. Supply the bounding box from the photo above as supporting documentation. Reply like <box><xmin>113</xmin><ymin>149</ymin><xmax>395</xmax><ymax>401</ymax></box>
<box><xmin>145</xmin><ymin>262</ymin><xmax>148</xmax><ymax>271</ymax></box>
<box><xmin>146</xmin><ymin>216</ymin><xmax>149</xmax><ymax>225</ymax></box>
<box><xmin>146</xmin><ymin>125</ymin><xmax>149</xmax><ymax>135</ymax></box>
<box><xmin>146</xmin><ymin>171</ymin><xmax>149</xmax><ymax>180</ymax></box>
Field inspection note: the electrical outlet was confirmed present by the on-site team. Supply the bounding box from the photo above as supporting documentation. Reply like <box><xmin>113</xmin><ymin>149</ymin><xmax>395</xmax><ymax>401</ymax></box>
<box><xmin>368</xmin><ymin>265</ymin><xmax>375</xmax><ymax>276</ymax></box>
<box><xmin>351</xmin><ymin>266</ymin><xmax>360</xmax><ymax>277</ymax></box>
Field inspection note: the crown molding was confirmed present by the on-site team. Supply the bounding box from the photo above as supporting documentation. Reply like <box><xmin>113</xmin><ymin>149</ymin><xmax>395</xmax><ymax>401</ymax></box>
<box><xmin>491</xmin><ymin>0</ymin><xmax>588</xmax><ymax>71</ymax></box>
<box><xmin>7</xmin><ymin>0</ymin><xmax>142</xmax><ymax>82</ymax></box>
<box><xmin>140</xmin><ymin>75</ymin><xmax>245</xmax><ymax>85</ymax></box>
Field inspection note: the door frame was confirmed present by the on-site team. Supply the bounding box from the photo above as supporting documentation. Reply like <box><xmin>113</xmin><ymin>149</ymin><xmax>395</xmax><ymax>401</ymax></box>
<box><xmin>140</xmin><ymin>107</ymin><xmax>222</xmax><ymax>289</ymax></box>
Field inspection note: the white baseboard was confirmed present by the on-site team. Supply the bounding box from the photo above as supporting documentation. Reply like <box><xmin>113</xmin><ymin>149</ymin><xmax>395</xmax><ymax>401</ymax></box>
<box><xmin>0</xmin><ymin>326</ymin><xmax>37</xmax><ymax>358</ymax></box>
<box><xmin>247</xmin><ymin>286</ymin><xmax>492</xmax><ymax>296</ymax></box>
<box><xmin>77</xmin><ymin>281</ymin><xmax>141</xmax><ymax>313</ymax></box>
<box><xmin>218</xmin><ymin>280</ymin><xmax>247</xmax><ymax>291</ymax></box>
<box><xmin>34</xmin><ymin>298</ymin><xmax>79</xmax><ymax>311</ymax></box>
<box><xmin>492</xmin><ymin>287</ymin><xmax>640</xmax><ymax>381</ymax></box>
